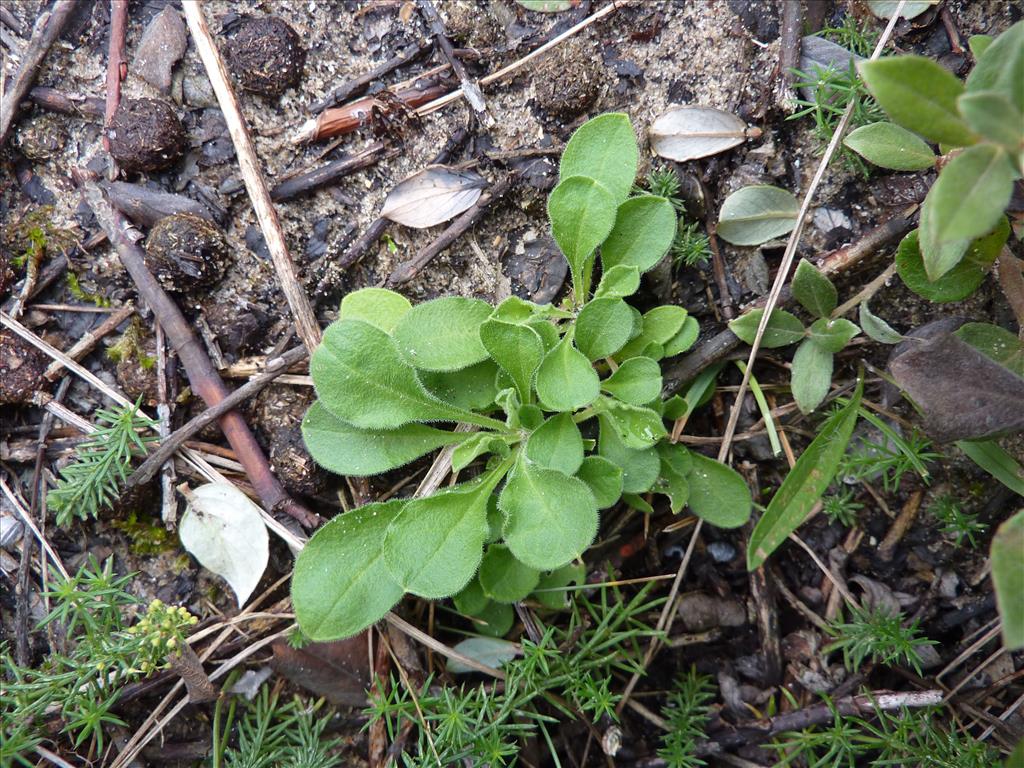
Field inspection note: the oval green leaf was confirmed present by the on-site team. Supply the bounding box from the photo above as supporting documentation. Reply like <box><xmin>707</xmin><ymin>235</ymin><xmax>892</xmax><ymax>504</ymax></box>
<box><xmin>384</xmin><ymin>477</ymin><xmax>499</xmax><ymax>599</ymax></box>
<box><xmin>311</xmin><ymin>319</ymin><xmax>501</xmax><ymax>430</ymax></box>
<box><xmin>559</xmin><ymin>112</ymin><xmax>638</xmax><ymax>203</ymax></box>
<box><xmin>729</xmin><ymin>308</ymin><xmax>805</xmax><ymax>348</ymax></box>
<box><xmin>292</xmin><ymin>501</ymin><xmax>405</xmax><ymax>641</ymax></box>
<box><xmin>896</xmin><ymin>220</ymin><xmax>1009</xmax><ymax>302</ymax></box>
<box><xmin>479</xmin><ymin>318</ymin><xmax>544</xmax><ymax>403</ymax></box>
<box><xmin>685</xmin><ymin>452</ymin><xmax>751</xmax><ymax>528</ymax></box>
<box><xmin>600</xmin><ymin>195</ymin><xmax>677</xmax><ymax>274</ymax></box>
<box><xmin>339</xmin><ymin>287</ymin><xmax>411</xmax><ymax>333</ymax></box>
<box><xmin>575</xmin><ymin>297</ymin><xmax>635</xmax><ymax>360</ymax></box>
<box><xmin>535</xmin><ymin>334</ymin><xmax>600</xmax><ymax>412</ymax></box>
<box><xmin>843</xmin><ymin>122</ymin><xmax>936</xmax><ymax>171</ymax></box>
<box><xmin>500</xmin><ymin>462</ymin><xmax>599</xmax><ymax>570</ymax></box>
<box><xmin>525</xmin><ymin>412</ymin><xmax>584</xmax><ymax>475</ymax></box>
<box><xmin>478</xmin><ymin>544</ymin><xmax>541</xmax><ymax>604</ymax></box>
<box><xmin>717</xmin><ymin>185</ymin><xmax>799</xmax><ymax>246</ymax></box>
<box><xmin>393</xmin><ymin>296</ymin><xmax>492</xmax><ymax>371</ymax></box>
<box><xmin>302</xmin><ymin>402</ymin><xmax>467</xmax><ymax>477</ymax></box>
<box><xmin>548</xmin><ymin>176</ymin><xmax>618</xmax><ymax>300</ymax></box>
<box><xmin>602</xmin><ymin>357</ymin><xmax>663</xmax><ymax>405</ymax></box>
<box><xmin>857</xmin><ymin>56</ymin><xmax>974</xmax><ymax>146</ymax></box>
<box><xmin>791</xmin><ymin>338</ymin><xmax>834</xmax><ymax>414</ymax></box>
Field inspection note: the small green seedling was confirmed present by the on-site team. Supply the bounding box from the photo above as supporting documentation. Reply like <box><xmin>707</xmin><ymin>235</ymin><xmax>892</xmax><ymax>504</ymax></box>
<box><xmin>849</xmin><ymin>21</ymin><xmax>1022</xmax><ymax>292</ymax></box>
<box><xmin>728</xmin><ymin>259</ymin><xmax>860</xmax><ymax>414</ymax></box>
<box><xmin>292</xmin><ymin>113</ymin><xmax>753</xmax><ymax>641</ymax></box>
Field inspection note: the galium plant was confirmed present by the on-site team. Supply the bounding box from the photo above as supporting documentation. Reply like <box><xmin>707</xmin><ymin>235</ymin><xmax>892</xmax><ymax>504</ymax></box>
<box><xmin>47</xmin><ymin>400</ymin><xmax>156</xmax><ymax>527</ymax></box>
<box><xmin>1</xmin><ymin>559</ymin><xmax>197</xmax><ymax>764</ymax></box>
<box><xmin>366</xmin><ymin>584</ymin><xmax>662</xmax><ymax>766</ymax></box>
<box><xmin>291</xmin><ymin>113</ymin><xmax>753</xmax><ymax>642</ymax></box>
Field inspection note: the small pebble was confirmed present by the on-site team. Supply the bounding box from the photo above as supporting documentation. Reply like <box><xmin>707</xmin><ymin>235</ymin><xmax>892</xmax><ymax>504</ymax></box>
<box><xmin>708</xmin><ymin>541</ymin><xmax>737</xmax><ymax>563</ymax></box>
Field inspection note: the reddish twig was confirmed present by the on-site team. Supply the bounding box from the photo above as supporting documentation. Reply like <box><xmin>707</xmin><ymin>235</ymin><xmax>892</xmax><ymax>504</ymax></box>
<box><xmin>0</xmin><ymin>0</ymin><xmax>78</xmax><ymax>145</ymax></box>
<box><xmin>29</xmin><ymin>87</ymin><xmax>106</xmax><ymax>119</ymax></box>
<box><xmin>103</xmin><ymin>0</ymin><xmax>129</xmax><ymax>154</ymax></box>
<box><xmin>293</xmin><ymin>82</ymin><xmax>449</xmax><ymax>144</ymax></box>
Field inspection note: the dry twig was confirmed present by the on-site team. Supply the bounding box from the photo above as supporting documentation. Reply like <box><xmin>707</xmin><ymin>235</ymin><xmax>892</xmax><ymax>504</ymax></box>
<box><xmin>181</xmin><ymin>0</ymin><xmax>321</xmax><ymax>353</ymax></box>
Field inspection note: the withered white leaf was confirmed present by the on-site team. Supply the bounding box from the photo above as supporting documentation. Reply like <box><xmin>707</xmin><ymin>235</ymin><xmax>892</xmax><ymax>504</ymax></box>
<box><xmin>649</xmin><ymin>106</ymin><xmax>750</xmax><ymax>162</ymax></box>
<box><xmin>179</xmin><ymin>483</ymin><xmax>269</xmax><ymax>608</ymax></box>
<box><xmin>380</xmin><ymin>165</ymin><xmax>488</xmax><ymax>229</ymax></box>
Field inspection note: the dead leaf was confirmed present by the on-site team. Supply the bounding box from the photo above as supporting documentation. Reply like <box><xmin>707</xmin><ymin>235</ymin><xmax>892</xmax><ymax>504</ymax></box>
<box><xmin>380</xmin><ymin>165</ymin><xmax>487</xmax><ymax>229</ymax></box>
<box><xmin>178</xmin><ymin>483</ymin><xmax>269</xmax><ymax>608</ymax></box>
<box><xmin>649</xmin><ymin>106</ymin><xmax>750</xmax><ymax>162</ymax></box>
<box><xmin>890</xmin><ymin>332</ymin><xmax>1024</xmax><ymax>442</ymax></box>
<box><xmin>271</xmin><ymin>635</ymin><xmax>370</xmax><ymax>706</ymax></box>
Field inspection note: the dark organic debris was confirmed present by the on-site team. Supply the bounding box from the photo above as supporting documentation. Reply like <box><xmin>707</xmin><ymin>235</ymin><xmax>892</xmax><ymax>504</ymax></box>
<box><xmin>890</xmin><ymin>331</ymin><xmax>1024</xmax><ymax>443</ymax></box>
<box><xmin>144</xmin><ymin>213</ymin><xmax>229</xmax><ymax>293</ymax></box>
<box><xmin>0</xmin><ymin>329</ymin><xmax>48</xmax><ymax>405</ymax></box>
<box><xmin>270</xmin><ymin>636</ymin><xmax>370</xmax><ymax>707</ymax></box>
<box><xmin>225</xmin><ymin>16</ymin><xmax>305</xmax><ymax>97</ymax></box>
<box><xmin>502</xmin><ymin>230</ymin><xmax>567</xmax><ymax>304</ymax></box>
<box><xmin>108</xmin><ymin>98</ymin><xmax>187</xmax><ymax>172</ymax></box>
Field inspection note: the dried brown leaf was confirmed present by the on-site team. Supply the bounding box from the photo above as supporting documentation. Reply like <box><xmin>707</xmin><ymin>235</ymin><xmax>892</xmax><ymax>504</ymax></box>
<box><xmin>380</xmin><ymin>165</ymin><xmax>487</xmax><ymax>229</ymax></box>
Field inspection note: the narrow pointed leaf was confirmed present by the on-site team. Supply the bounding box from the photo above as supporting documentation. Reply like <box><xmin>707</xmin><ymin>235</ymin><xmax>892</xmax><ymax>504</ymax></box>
<box><xmin>747</xmin><ymin>380</ymin><xmax>863</xmax><ymax>570</ymax></box>
<box><xmin>859</xmin><ymin>303</ymin><xmax>905</xmax><ymax>344</ymax></box>
<box><xmin>791</xmin><ymin>338</ymin><xmax>834</xmax><ymax>414</ymax></box>
<box><xmin>966</xmin><ymin>20</ymin><xmax>1024</xmax><ymax>113</ymax></box>
<box><xmin>991</xmin><ymin>509</ymin><xmax>1024</xmax><ymax>649</ymax></box>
